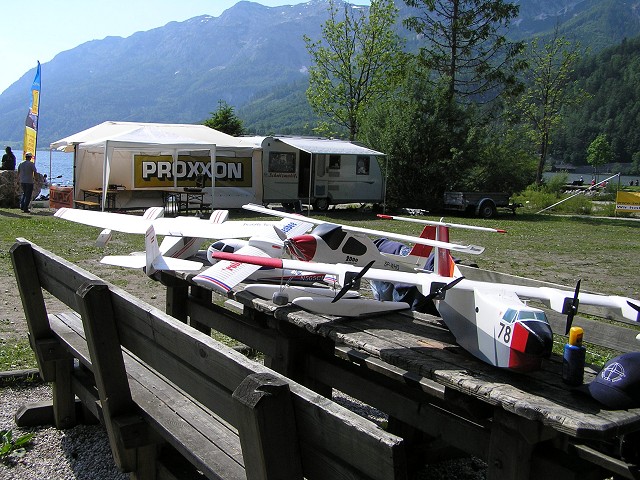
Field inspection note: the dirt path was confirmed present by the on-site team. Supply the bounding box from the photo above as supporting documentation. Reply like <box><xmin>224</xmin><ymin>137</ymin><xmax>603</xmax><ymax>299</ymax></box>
<box><xmin>1</xmin><ymin>260</ymin><xmax>168</xmax><ymax>343</ymax></box>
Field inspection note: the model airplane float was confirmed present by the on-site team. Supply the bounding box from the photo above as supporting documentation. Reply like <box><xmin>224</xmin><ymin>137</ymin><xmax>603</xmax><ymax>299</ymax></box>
<box><xmin>208</xmin><ymin>250</ymin><xmax>640</xmax><ymax>372</ymax></box>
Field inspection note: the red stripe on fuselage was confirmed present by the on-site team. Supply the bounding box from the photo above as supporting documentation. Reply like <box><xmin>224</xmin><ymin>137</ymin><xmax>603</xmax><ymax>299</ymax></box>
<box><xmin>211</xmin><ymin>251</ymin><xmax>283</xmax><ymax>268</ymax></box>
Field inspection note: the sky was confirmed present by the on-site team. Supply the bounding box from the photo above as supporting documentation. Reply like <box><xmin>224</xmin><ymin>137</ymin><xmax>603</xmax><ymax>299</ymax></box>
<box><xmin>1</xmin><ymin>0</ymin><xmax>370</xmax><ymax>95</ymax></box>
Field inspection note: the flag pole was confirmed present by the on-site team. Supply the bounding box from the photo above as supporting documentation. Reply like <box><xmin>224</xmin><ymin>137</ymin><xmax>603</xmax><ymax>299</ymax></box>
<box><xmin>23</xmin><ymin>61</ymin><xmax>41</xmax><ymax>162</ymax></box>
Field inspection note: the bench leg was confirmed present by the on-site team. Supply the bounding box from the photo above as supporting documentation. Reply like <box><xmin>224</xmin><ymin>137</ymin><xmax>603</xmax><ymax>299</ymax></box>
<box><xmin>52</xmin><ymin>355</ymin><xmax>77</xmax><ymax>428</ymax></box>
<box><xmin>486</xmin><ymin>408</ymin><xmax>555</xmax><ymax>480</ymax></box>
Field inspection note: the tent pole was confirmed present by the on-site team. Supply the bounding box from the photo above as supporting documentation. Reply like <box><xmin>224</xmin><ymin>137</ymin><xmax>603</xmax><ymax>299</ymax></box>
<box><xmin>308</xmin><ymin>154</ymin><xmax>313</xmax><ymax>216</ymax></box>
<box><xmin>101</xmin><ymin>140</ymin><xmax>109</xmax><ymax>211</ymax></box>
<box><xmin>210</xmin><ymin>146</ymin><xmax>216</xmax><ymax>208</ymax></box>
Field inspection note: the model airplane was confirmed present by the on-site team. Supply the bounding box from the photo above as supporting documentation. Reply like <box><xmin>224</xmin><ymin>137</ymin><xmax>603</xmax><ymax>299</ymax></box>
<box><xmin>191</xmin><ymin>204</ymin><xmax>489</xmax><ymax>293</ymax></box>
<box><xmin>207</xmin><ymin>251</ymin><xmax>640</xmax><ymax>372</ymax></box>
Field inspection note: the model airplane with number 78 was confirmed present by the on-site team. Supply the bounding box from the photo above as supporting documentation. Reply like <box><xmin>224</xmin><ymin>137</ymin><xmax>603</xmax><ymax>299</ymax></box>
<box><xmin>207</xmin><ymin>251</ymin><xmax>640</xmax><ymax>372</ymax></box>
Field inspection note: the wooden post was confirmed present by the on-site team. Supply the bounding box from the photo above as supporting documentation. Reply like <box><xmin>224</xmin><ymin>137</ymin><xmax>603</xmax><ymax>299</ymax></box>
<box><xmin>77</xmin><ymin>280</ymin><xmax>156</xmax><ymax>478</ymax></box>
<box><xmin>486</xmin><ymin>408</ymin><xmax>555</xmax><ymax>480</ymax></box>
<box><xmin>10</xmin><ymin>241</ymin><xmax>76</xmax><ymax>428</ymax></box>
<box><xmin>159</xmin><ymin>271</ymin><xmax>189</xmax><ymax>322</ymax></box>
<box><xmin>233</xmin><ymin>373</ymin><xmax>303</xmax><ymax>480</ymax></box>
<box><xmin>189</xmin><ymin>284</ymin><xmax>212</xmax><ymax>334</ymax></box>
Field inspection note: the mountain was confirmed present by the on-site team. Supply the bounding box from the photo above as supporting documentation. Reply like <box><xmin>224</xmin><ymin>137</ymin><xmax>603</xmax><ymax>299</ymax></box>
<box><xmin>0</xmin><ymin>0</ymin><xmax>638</xmax><ymax>147</ymax></box>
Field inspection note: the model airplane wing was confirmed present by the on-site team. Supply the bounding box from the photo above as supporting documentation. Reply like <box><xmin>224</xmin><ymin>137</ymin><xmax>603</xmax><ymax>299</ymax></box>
<box><xmin>54</xmin><ymin>207</ymin><xmax>289</xmax><ymax>239</ymax></box>
<box><xmin>209</xmin><ymin>251</ymin><xmax>640</xmax><ymax>323</ymax></box>
<box><xmin>242</xmin><ymin>203</ymin><xmax>485</xmax><ymax>255</ymax></box>
<box><xmin>193</xmin><ymin>245</ymin><xmax>268</xmax><ymax>293</ymax></box>
<box><xmin>376</xmin><ymin>214</ymin><xmax>507</xmax><ymax>233</ymax></box>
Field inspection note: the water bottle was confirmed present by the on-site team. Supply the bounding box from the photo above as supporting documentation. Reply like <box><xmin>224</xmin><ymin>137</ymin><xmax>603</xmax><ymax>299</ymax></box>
<box><xmin>562</xmin><ymin>326</ymin><xmax>586</xmax><ymax>386</ymax></box>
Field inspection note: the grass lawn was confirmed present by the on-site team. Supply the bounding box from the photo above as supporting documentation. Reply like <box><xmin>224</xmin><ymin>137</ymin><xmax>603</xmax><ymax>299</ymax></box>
<box><xmin>1</xmin><ymin>206</ymin><xmax>638</xmax><ymax>370</ymax></box>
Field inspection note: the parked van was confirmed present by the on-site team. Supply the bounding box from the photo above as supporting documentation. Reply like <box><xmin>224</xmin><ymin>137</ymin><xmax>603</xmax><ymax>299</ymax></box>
<box><xmin>244</xmin><ymin>136</ymin><xmax>386</xmax><ymax>211</ymax></box>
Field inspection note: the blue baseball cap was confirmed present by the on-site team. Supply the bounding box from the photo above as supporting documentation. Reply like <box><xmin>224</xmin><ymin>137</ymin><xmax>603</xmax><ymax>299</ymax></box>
<box><xmin>587</xmin><ymin>352</ymin><xmax>640</xmax><ymax>410</ymax></box>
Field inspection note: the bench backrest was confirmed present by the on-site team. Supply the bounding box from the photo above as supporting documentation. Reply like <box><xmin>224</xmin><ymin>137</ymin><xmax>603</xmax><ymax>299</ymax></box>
<box><xmin>11</xmin><ymin>239</ymin><xmax>406</xmax><ymax>480</ymax></box>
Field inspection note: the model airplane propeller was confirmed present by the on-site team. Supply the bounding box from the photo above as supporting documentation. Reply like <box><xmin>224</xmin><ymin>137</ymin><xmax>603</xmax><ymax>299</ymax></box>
<box><xmin>563</xmin><ymin>280</ymin><xmax>581</xmax><ymax>334</ymax></box>
<box><xmin>207</xmin><ymin>251</ymin><xmax>640</xmax><ymax>372</ymax></box>
<box><xmin>332</xmin><ymin>260</ymin><xmax>375</xmax><ymax>303</ymax></box>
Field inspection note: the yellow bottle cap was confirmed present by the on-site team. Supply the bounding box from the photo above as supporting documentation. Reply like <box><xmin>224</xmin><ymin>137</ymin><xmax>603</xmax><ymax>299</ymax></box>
<box><xmin>569</xmin><ymin>326</ymin><xmax>584</xmax><ymax>346</ymax></box>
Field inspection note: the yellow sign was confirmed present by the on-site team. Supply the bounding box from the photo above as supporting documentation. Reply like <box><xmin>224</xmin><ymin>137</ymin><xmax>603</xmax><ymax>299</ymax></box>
<box><xmin>133</xmin><ymin>155</ymin><xmax>253</xmax><ymax>188</ymax></box>
<box><xmin>615</xmin><ymin>191</ymin><xmax>640</xmax><ymax>211</ymax></box>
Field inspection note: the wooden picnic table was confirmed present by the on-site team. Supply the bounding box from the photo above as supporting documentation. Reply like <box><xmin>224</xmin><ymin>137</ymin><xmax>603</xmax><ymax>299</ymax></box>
<box><xmin>158</xmin><ymin>271</ymin><xmax>640</xmax><ymax>480</ymax></box>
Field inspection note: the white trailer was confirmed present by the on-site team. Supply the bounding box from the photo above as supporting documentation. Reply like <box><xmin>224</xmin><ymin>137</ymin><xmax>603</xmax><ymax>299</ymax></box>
<box><xmin>243</xmin><ymin>136</ymin><xmax>386</xmax><ymax>211</ymax></box>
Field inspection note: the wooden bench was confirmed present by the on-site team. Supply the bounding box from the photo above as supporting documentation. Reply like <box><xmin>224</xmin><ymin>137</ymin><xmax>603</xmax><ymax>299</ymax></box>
<box><xmin>74</xmin><ymin>199</ymin><xmax>101</xmax><ymax>209</ymax></box>
<box><xmin>10</xmin><ymin>239</ymin><xmax>407</xmax><ymax>480</ymax></box>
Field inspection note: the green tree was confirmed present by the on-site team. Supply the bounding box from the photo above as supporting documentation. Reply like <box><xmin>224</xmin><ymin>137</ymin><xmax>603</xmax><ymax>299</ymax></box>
<box><xmin>510</xmin><ymin>31</ymin><xmax>588</xmax><ymax>185</ymax></box>
<box><xmin>304</xmin><ymin>0</ymin><xmax>405</xmax><ymax>140</ymax></box>
<box><xmin>203</xmin><ymin>100</ymin><xmax>244</xmax><ymax>136</ymax></box>
<box><xmin>402</xmin><ymin>0</ymin><xmax>526</xmax><ymax>104</ymax></box>
<box><xmin>586</xmin><ymin>134</ymin><xmax>613</xmax><ymax>182</ymax></box>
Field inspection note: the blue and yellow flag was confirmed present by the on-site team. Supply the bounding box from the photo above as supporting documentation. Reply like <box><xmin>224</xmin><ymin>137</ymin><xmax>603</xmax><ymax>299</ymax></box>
<box><xmin>23</xmin><ymin>61</ymin><xmax>41</xmax><ymax>161</ymax></box>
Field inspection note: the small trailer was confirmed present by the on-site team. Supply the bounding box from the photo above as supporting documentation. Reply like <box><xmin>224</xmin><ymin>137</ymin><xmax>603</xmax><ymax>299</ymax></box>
<box><xmin>243</xmin><ymin>136</ymin><xmax>386</xmax><ymax>211</ymax></box>
<box><xmin>443</xmin><ymin>191</ymin><xmax>521</xmax><ymax>218</ymax></box>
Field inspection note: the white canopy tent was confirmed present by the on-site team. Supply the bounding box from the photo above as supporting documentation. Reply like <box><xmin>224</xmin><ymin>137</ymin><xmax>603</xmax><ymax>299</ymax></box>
<box><xmin>51</xmin><ymin>121</ymin><xmax>257</xmax><ymax>210</ymax></box>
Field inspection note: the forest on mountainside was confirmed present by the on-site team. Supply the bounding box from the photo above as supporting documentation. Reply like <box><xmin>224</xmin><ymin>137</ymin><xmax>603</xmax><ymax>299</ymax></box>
<box><xmin>239</xmin><ymin>30</ymin><xmax>640</xmax><ymax>174</ymax></box>
<box><xmin>551</xmin><ymin>35</ymin><xmax>640</xmax><ymax>171</ymax></box>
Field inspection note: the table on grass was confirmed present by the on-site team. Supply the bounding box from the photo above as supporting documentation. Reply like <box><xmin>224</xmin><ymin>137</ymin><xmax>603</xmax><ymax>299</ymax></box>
<box><xmin>157</xmin><ymin>270</ymin><xmax>640</xmax><ymax>480</ymax></box>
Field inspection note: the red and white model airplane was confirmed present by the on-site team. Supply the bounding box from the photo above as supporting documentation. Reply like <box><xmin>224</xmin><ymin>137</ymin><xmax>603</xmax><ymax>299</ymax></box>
<box><xmin>207</xmin><ymin>250</ymin><xmax>640</xmax><ymax>372</ymax></box>
<box><xmin>191</xmin><ymin>203</ymin><xmax>488</xmax><ymax>293</ymax></box>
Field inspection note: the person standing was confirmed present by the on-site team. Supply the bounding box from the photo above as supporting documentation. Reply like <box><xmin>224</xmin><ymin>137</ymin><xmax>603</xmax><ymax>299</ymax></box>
<box><xmin>0</xmin><ymin>146</ymin><xmax>16</xmax><ymax>170</ymax></box>
<box><xmin>18</xmin><ymin>152</ymin><xmax>37</xmax><ymax>213</ymax></box>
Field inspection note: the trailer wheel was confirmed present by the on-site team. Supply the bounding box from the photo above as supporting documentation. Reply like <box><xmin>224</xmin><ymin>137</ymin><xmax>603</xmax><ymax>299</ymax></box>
<box><xmin>313</xmin><ymin>197</ymin><xmax>330</xmax><ymax>211</ymax></box>
<box><xmin>478</xmin><ymin>200</ymin><xmax>496</xmax><ymax>218</ymax></box>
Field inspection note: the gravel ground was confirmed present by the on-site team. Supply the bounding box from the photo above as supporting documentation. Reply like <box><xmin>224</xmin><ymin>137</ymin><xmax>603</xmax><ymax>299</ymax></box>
<box><xmin>0</xmin><ymin>380</ymin><xmax>127</xmax><ymax>480</ymax></box>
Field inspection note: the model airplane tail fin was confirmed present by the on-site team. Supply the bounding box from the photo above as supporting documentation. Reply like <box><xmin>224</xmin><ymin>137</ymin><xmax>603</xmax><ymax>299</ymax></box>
<box><xmin>408</xmin><ymin>225</ymin><xmax>435</xmax><ymax>258</ymax></box>
<box><xmin>145</xmin><ymin>225</ymin><xmax>162</xmax><ymax>274</ymax></box>
<box><xmin>101</xmin><ymin>226</ymin><xmax>201</xmax><ymax>275</ymax></box>
<box><xmin>208</xmin><ymin>210</ymin><xmax>230</xmax><ymax>223</ymax></box>
<box><xmin>143</xmin><ymin>206</ymin><xmax>165</xmax><ymax>220</ymax></box>
<box><xmin>408</xmin><ymin>225</ymin><xmax>455</xmax><ymax>277</ymax></box>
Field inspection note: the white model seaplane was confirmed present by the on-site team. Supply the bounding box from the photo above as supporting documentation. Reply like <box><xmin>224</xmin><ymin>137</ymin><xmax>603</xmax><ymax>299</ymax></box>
<box><xmin>207</xmin><ymin>250</ymin><xmax>640</xmax><ymax>372</ymax></box>
<box><xmin>53</xmin><ymin>206</ymin><xmax>312</xmax><ymax>275</ymax></box>
<box><xmin>192</xmin><ymin>204</ymin><xmax>488</xmax><ymax>293</ymax></box>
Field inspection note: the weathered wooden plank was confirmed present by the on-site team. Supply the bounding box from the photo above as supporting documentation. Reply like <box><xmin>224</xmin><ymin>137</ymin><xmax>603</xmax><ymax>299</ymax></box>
<box><xmin>187</xmin><ymin>298</ymin><xmax>278</xmax><ymax>358</ymax></box>
<box><xmin>233</xmin><ymin>373</ymin><xmax>303</xmax><ymax>480</ymax></box>
<box><xmin>546</xmin><ymin>309</ymin><xmax>640</xmax><ymax>353</ymax></box>
<box><xmin>77</xmin><ymin>280</ymin><xmax>149</xmax><ymax>473</ymax></box>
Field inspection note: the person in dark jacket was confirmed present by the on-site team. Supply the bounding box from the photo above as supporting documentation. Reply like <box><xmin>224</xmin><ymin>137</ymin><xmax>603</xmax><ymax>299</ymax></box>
<box><xmin>1</xmin><ymin>146</ymin><xmax>16</xmax><ymax>170</ymax></box>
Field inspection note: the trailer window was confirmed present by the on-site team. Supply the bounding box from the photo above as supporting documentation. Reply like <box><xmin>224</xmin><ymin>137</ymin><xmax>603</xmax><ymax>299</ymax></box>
<box><xmin>356</xmin><ymin>156</ymin><xmax>370</xmax><ymax>175</ymax></box>
<box><xmin>268</xmin><ymin>152</ymin><xmax>296</xmax><ymax>173</ymax></box>
<box><xmin>329</xmin><ymin>155</ymin><xmax>341</xmax><ymax>170</ymax></box>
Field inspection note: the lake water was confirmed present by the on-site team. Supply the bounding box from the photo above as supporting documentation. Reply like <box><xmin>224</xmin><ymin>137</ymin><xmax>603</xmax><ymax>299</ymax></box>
<box><xmin>542</xmin><ymin>172</ymin><xmax>640</xmax><ymax>187</ymax></box>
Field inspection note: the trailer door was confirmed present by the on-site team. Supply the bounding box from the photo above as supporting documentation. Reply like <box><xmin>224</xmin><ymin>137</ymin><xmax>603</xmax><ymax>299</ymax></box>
<box><xmin>311</xmin><ymin>153</ymin><xmax>329</xmax><ymax>200</ymax></box>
